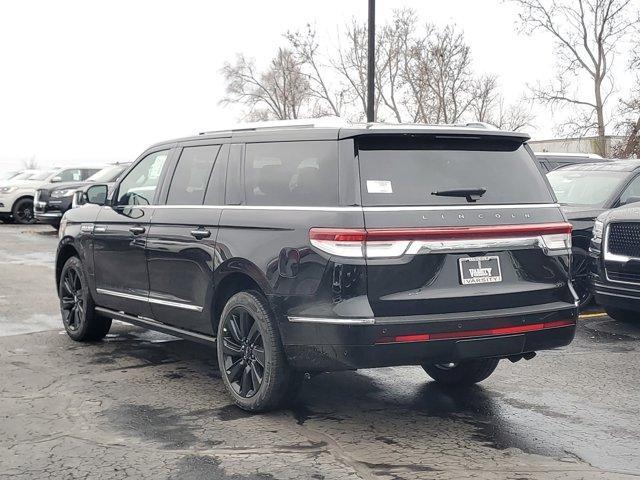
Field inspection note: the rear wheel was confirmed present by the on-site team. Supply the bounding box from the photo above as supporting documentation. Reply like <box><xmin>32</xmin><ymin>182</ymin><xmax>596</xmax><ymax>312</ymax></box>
<box><xmin>605</xmin><ymin>307</ymin><xmax>639</xmax><ymax>323</ymax></box>
<box><xmin>422</xmin><ymin>358</ymin><xmax>500</xmax><ymax>386</ymax></box>
<box><xmin>59</xmin><ymin>256</ymin><xmax>111</xmax><ymax>341</ymax></box>
<box><xmin>217</xmin><ymin>290</ymin><xmax>300</xmax><ymax>412</ymax></box>
<box><xmin>12</xmin><ymin>198</ymin><xmax>35</xmax><ymax>224</ymax></box>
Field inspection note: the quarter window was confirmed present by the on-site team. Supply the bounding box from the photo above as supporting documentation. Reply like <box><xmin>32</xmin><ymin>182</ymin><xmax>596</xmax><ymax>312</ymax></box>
<box><xmin>167</xmin><ymin>145</ymin><xmax>220</xmax><ymax>205</ymax></box>
<box><xmin>116</xmin><ymin>150</ymin><xmax>169</xmax><ymax>206</ymax></box>
<box><xmin>244</xmin><ymin>141</ymin><xmax>338</xmax><ymax>206</ymax></box>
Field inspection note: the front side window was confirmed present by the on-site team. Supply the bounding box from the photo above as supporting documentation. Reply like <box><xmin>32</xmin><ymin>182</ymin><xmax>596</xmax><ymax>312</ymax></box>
<box><xmin>244</xmin><ymin>141</ymin><xmax>338</xmax><ymax>206</ymax></box>
<box><xmin>116</xmin><ymin>150</ymin><xmax>169</xmax><ymax>206</ymax></box>
<box><xmin>167</xmin><ymin>145</ymin><xmax>220</xmax><ymax>205</ymax></box>
<box><xmin>618</xmin><ymin>175</ymin><xmax>640</xmax><ymax>206</ymax></box>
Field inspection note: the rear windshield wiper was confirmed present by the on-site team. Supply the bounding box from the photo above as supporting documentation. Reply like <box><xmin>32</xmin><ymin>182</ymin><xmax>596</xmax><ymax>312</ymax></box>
<box><xmin>431</xmin><ymin>188</ymin><xmax>487</xmax><ymax>203</ymax></box>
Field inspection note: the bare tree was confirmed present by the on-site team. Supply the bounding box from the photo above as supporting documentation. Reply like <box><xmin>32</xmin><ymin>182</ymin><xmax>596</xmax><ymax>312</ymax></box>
<box><xmin>492</xmin><ymin>99</ymin><xmax>535</xmax><ymax>131</ymax></box>
<box><xmin>220</xmin><ymin>49</ymin><xmax>310</xmax><ymax>120</ymax></box>
<box><xmin>21</xmin><ymin>156</ymin><xmax>38</xmax><ymax>170</ymax></box>
<box><xmin>376</xmin><ymin>9</ymin><xmax>414</xmax><ymax>122</ymax></box>
<box><xmin>220</xmin><ymin>7</ymin><xmax>537</xmax><ymax>129</ymax></box>
<box><xmin>400</xmin><ymin>24</ymin><xmax>436</xmax><ymax>123</ymax></box>
<box><xmin>614</xmin><ymin>48</ymin><xmax>640</xmax><ymax>158</ymax></box>
<box><xmin>470</xmin><ymin>75</ymin><xmax>534</xmax><ymax>131</ymax></box>
<box><xmin>333</xmin><ymin>20</ymin><xmax>381</xmax><ymax>120</ymax></box>
<box><xmin>286</xmin><ymin>25</ymin><xmax>344</xmax><ymax>117</ymax></box>
<box><xmin>471</xmin><ymin>75</ymin><xmax>499</xmax><ymax>123</ymax></box>
<box><xmin>510</xmin><ymin>0</ymin><xmax>638</xmax><ymax>156</ymax></box>
<box><xmin>426</xmin><ymin>25</ymin><xmax>474</xmax><ymax>123</ymax></box>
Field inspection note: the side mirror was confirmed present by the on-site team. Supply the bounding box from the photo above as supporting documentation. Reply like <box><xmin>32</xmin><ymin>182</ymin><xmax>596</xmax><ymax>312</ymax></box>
<box><xmin>50</xmin><ymin>176</ymin><xmax>62</xmax><ymax>183</ymax></box>
<box><xmin>86</xmin><ymin>184</ymin><xmax>109</xmax><ymax>206</ymax></box>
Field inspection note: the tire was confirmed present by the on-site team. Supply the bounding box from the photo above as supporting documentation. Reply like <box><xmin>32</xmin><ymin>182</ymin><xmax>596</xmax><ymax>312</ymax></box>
<box><xmin>58</xmin><ymin>256</ymin><xmax>111</xmax><ymax>341</ymax></box>
<box><xmin>50</xmin><ymin>220</ymin><xmax>61</xmax><ymax>230</ymax></box>
<box><xmin>217</xmin><ymin>290</ymin><xmax>300</xmax><ymax>412</ymax></box>
<box><xmin>422</xmin><ymin>358</ymin><xmax>500</xmax><ymax>386</ymax></box>
<box><xmin>571</xmin><ymin>247</ymin><xmax>593</xmax><ymax>309</ymax></box>
<box><xmin>11</xmin><ymin>198</ymin><xmax>36</xmax><ymax>224</ymax></box>
<box><xmin>604</xmin><ymin>306</ymin><xmax>639</xmax><ymax>323</ymax></box>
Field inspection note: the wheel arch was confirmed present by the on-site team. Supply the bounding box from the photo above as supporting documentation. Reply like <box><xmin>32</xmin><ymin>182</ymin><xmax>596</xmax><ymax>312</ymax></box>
<box><xmin>12</xmin><ymin>194</ymin><xmax>34</xmax><ymax>207</ymax></box>
<box><xmin>55</xmin><ymin>240</ymin><xmax>80</xmax><ymax>291</ymax></box>
<box><xmin>211</xmin><ymin>259</ymin><xmax>272</xmax><ymax>334</ymax></box>
<box><xmin>11</xmin><ymin>195</ymin><xmax>34</xmax><ymax>214</ymax></box>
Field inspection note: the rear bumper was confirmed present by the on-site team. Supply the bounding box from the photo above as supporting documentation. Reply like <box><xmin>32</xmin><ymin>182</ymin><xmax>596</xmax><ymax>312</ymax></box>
<box><xmin>279</xmin><ymin>302</ymin><xmax>578</xmax><ymax>371</ymax></box>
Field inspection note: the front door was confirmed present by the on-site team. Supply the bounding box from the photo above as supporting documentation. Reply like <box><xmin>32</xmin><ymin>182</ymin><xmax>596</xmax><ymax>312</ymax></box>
<box><xmin>93</xmin><ymin>149</ymin><xmax>171</xmax><ymax>317</ymax></box>
<box><xmin>145</xmin><ymin>144</ymin><xmax>226</xmax><ymax>334</ymax></box>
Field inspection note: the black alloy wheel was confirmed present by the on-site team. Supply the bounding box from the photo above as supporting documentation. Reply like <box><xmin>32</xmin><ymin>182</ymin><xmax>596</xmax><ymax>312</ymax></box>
<box><xmin>12</xmin><ymin>198</ymin><xmax>35</xmax><ymax>224</ymax></box>
<box><xmin>60</xmin><ymin>266</ymin><xmax>85</xmax><ymax>332</ymax></box>
<box><xmin>571</xmin><ymin>248</ymin><xmax>592</xmax><ymax>309</ymax></box>
<box><xmin>58</xmin><ymin>256</ymin><xmax>111</xmax><ymax>341</ymax></box>
<box><xmin>220</xmin><ymin>306</ymin><xmax>266</xmax><ymax>398</ymax></box>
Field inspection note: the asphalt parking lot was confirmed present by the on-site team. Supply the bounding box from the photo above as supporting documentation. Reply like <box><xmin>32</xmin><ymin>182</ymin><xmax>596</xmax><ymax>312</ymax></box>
<box><xmin>1</xmin><ymin>224</ymin><xmax>639</xmax><ymax>479</ymax></box>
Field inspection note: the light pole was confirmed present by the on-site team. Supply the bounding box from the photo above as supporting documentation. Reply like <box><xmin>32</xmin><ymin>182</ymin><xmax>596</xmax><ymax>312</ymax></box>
<box><xmin>366</xmin><ymin>0</ymin><xmax>375</xmax><ymax>123</ymax></box>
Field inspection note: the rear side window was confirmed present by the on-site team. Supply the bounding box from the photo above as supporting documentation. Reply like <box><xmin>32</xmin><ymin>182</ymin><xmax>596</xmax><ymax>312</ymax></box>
<box><xmin>244</xmin><ymin>141</ymin><xmax>338</xmax><ymax>206</ymax></box>
<box><xmin>167</xmin><ymin>145</ymin><xmax>220</xmax><ymax>205</ymax></box>
<box><xmin>358</xmin><ymin>136</ymin><xmax>554</xmax><ymax>206</ymax></box>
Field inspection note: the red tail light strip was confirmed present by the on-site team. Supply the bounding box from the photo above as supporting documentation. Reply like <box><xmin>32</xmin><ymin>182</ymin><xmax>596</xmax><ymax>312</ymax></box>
<box><xmin>364</xmin><ymin>223</ymin><xmax>572</xmax><ymax>241</ymax></box>
<box><xmin>310</xmin><ymin>223</ymin><xmax>572</xmax><ymax>242</ymax></box>
<box><xmin>375</xmin><ymin>319</ymin><xmax>575</xmax><ymax>344</ymax></box>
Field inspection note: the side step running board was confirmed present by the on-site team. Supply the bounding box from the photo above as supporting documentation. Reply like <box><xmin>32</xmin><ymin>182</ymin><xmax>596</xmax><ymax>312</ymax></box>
<box><xmin>95</xmin><ymin>307</ymin><xmax>217</xmax><ymax>346</ymax></box>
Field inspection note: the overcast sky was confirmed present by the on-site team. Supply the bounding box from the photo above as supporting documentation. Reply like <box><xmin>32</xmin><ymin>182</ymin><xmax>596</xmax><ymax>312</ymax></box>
<box><xmin>0</xmin><ymin>0</ymin><xmax>629</xmax><ymax>171</ymax></box>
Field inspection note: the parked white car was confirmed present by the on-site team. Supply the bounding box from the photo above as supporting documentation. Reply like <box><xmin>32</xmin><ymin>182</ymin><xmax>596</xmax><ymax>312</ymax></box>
<box><xmin>0</xmin><ymin>169</ymin><xmax>25</xmax><ymax>182</ymax></box>
<box><xmin>0</xmin><ymin>166</ymin><xmax>102</xmax><ymax>224</ymax></box>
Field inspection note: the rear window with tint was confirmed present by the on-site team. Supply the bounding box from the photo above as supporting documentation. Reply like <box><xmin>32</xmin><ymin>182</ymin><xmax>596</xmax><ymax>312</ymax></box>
<box><xmin>167</xmin><ymin>145</ymin><xmax>220</xmax><ymax>205</ymax></box>
<box><xmin>358</xmin><ymin>136</ymin><xmax>554</xmax><ymax>206</ymax></box>
<box><xmin>244</xmin><ymin>141</ymin><xmax>338</xmax><ymax>206</ymax></box>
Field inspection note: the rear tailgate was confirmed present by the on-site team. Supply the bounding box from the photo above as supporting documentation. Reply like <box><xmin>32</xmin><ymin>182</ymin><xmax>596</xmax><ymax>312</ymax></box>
<box><xmin>356</xmin><ymin>134</ymin><xmax>574</xmax><ymax>318</ymax></box>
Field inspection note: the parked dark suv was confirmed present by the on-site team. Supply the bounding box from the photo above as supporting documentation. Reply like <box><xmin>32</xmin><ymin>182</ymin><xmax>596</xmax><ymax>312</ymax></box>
<box><xmin>35</xmin><ymin>163</ymin><xmax>130</xmax><ymax>229</ymax></box>
<box><xmin>547</xmin><ymin>160</ymin><xmax>640</xmax><ymax>307</ymax></box>
<box><xmin>56</xmin><ymin>121</ymin><xmax>578</xmax><ymax>411</ymax></box>
<box><xmin>590</xmin><ymin>204</ymin><xmax>640</xmax><ymax>322</ymax></box>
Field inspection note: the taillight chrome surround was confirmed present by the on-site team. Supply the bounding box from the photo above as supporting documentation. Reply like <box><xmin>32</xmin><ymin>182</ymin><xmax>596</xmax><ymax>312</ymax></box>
<box><xmin>310</xmin><ymin>223</ymin><xmax>572</xmax><ymax>259</ymax></box>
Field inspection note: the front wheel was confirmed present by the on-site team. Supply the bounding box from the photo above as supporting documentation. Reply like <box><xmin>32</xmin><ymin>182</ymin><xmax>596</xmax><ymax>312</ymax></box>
<box><xmin>12</xmin><ymin>198</ymin><xmax>36</xmax><ymax>224</ymax></box>
<box><xmin>422</xmin><ymin>358</ymin><xmax>500</xmax><ymax>386</ymax></box>
<box><xmin>605</xmin><ymin>307</ymin><xmax>639</xmax><ymax>323</ymax></box>
<box><xmin>59</xmin><ymin>256</ymin><xmax>111</xmax><ymax>341</ymax></box>
<box><xmin>571</xmin><ymin>247</ymin><xmax>593</xmax><ymax>309</ymax></box>
<box><xmin>217</xmin><ymin>290</ymin><xmax>300</xmax><ymax>412</ymax></box>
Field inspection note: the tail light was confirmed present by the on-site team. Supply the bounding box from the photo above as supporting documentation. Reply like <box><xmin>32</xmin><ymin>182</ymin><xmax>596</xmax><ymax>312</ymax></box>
<box><xmin>309</xmin><ymin>223</ymin><xmax>572</xmax><ymax>259</ymax></box>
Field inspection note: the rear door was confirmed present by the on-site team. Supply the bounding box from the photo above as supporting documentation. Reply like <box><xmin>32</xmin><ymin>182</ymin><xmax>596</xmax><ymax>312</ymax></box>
<box><xmin>145</xmin><ymin>143</ymin><xmax>226</xmax><ymax>334</ymax></box>
<box><xmin>356</xmin><ymin>135</ymin><xmax>572</xmax><ymax>318</ymax></box>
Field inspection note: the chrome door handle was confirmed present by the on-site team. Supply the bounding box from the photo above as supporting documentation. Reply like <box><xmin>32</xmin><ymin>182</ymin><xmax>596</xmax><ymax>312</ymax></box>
<box><xmin>129</xmin><ymin>226</ymin><xmax>146</xmax><ymax>235</ymax></box>
<box><xmin>190</xmin><ymin>229</ymin><xmax>211</xmax><ymax>240</ymax></box>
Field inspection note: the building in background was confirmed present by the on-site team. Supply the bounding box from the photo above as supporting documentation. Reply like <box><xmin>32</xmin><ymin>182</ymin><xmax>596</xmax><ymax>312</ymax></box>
<box><xmin>529</xmin><ymin>136</ymin><xmax>626</xmax><ymax>157</ymax></box>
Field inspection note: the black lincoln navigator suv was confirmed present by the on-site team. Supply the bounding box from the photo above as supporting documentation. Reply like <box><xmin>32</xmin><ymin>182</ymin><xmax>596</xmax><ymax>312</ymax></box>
<box><xmin>56</xmin><ymin>121</ymin><xmax>578</xmax><ymax>411</ymax></box>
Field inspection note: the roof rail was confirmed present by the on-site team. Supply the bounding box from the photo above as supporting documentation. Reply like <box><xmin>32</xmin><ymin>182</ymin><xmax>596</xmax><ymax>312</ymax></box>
<box><xmin>199</xmin><ymin>116</ymin><xmax>350</xmax><ymax>136</ymax></box>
